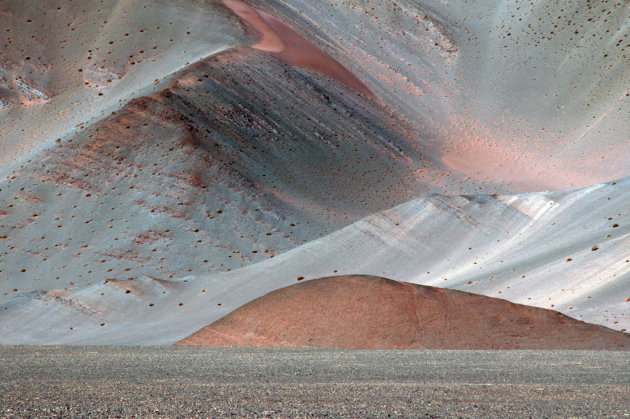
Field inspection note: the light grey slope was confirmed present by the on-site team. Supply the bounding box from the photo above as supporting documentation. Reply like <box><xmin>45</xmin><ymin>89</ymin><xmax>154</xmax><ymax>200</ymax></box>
<box><xmin>1</xmin><ymin>178</ymin><xmax>628</xmax><ymax>344</ymax></box>
<box><xmin>0</xmin><ymin>0</ymin><xmax>247</xmax><ymax>169</ymax></box>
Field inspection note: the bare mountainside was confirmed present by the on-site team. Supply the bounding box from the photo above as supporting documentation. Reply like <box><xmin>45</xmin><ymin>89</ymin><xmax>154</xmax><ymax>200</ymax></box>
<box><xmin>245</xmin><ymin>0</ymin><xmax>630</xmax><ymax>190</ymax></box>
<box><xmin>1</xmin><ymin>181</ymin><xmax>629</xmax><ymax>345</ymax></box>
<box><xmin>0</xmin><ymin>0</ymin><xmax>629</xmax><ymax>345</ymax></box>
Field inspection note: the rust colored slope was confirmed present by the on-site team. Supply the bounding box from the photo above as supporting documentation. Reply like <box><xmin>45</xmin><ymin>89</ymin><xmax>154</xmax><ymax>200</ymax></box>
<box><xmin>221</xmin><ymin>0</ymin><xmax>374</xmax><ymax>98</ymax></box>
<box><xmin>177</xmin><ymin>275</ymin><xmax>630</xmax><ymax>350</ymax></box>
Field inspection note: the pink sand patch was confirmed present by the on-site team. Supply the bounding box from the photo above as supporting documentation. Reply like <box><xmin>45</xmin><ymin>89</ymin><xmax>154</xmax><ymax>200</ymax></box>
<box><xmin>441</xmin><ymin>145</ymin><xmax>609</xmax><ymax>192</ymax></box>
<box><xmin>222</xmin><ymin>0</ymin><xmax>374</xmax><ymax>99</ymax></box>
<box><xmin>176</xmin><ymin>73</ymin><xmax>203</xmax><ymax>88</ymax></box>
<box><xmin>440</xmin><ymin>115</ymin><xmax>622</xmax><ymax>191</ymax></box>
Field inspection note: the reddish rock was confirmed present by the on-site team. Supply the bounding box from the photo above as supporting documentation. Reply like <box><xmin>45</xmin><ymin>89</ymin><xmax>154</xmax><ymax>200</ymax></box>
<box><xmin>177</xmin><ymin>275</ymin><xmax>630</xmax><ymax>350</ymax></box>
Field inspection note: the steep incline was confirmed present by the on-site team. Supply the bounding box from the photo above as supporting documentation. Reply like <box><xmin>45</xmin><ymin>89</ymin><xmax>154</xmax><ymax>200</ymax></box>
<box><xmin>247</xmin><ymin>0</ymin><xmax>630</xmax><ymax>190</ymax></box>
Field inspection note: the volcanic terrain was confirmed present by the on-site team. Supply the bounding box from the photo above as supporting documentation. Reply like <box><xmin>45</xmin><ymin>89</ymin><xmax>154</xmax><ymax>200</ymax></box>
<box><xmin>0</xmin><ymin>0</ymin><xmax>628</xmax><ymax>347</ymax></box>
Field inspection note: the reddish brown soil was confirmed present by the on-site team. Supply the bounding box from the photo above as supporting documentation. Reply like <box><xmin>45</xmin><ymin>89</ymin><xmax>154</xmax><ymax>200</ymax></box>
<box><xmin>221</xmin><ymin>0</ymin><xmax>374</xmax><ymax>98</ymax></box>
<box><xmin>177</xmin><ymin>275</ymin><xmax>630</xmax><ymax>350</ymax></box>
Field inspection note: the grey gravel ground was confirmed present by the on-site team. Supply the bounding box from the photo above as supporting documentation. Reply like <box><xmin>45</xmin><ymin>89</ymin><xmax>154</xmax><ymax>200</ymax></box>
<box><xmin>0</xmin><ymin>346</ymin><xmax>628</xmax><ymax>418</ymax></box>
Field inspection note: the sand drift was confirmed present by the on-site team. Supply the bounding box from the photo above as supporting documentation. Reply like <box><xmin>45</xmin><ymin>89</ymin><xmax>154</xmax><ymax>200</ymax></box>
<box><xmin>0</xmin><ymin>0</ymin><xmax>628</xmax><ymax>346</ymax></box>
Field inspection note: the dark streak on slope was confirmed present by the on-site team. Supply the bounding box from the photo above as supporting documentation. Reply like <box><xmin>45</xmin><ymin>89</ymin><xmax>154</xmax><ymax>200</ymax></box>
<box><xmin>0</xmin><ymin>47</ymin><xmax>438</xmax><ymax>301</ymax></box>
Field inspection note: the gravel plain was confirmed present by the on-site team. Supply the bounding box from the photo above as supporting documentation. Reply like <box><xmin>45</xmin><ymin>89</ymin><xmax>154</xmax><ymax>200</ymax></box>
<box><xmin>1</xmin><ymin>346</ymin><xmax>629</xmax><ymax>417</ymax></box>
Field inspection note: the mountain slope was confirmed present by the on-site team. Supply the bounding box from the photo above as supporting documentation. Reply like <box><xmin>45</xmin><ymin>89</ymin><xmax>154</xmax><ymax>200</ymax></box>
<box><xmin>1</xmin><ymin>178</ymin><xmax>628</xmax><ymax>344</ymax></box>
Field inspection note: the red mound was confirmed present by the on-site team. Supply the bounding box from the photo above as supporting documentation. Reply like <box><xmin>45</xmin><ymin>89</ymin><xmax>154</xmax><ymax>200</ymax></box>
<box><xmin>177</xmin><ymin>275</ymin><xmax>630</xmax><ymax>350</ymax></box>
